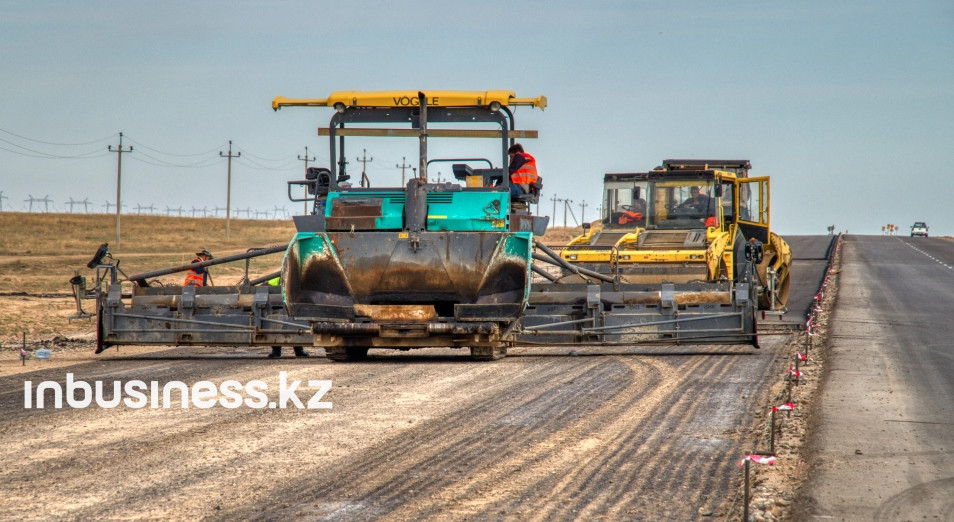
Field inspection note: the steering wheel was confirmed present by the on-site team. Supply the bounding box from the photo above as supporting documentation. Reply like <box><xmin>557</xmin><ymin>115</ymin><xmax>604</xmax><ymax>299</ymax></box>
<box><xmin>669</xmin><ymin>206</ymin><xmax>699</xmax><ymax>218</ymax></box>
<box><xmin>620</xmin><ymin>205</ymin><xmax>634</xmax><ymax>211</ymax></box>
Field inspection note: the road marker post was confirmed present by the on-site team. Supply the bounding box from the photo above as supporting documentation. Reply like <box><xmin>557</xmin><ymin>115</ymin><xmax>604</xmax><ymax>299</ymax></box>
<box><xmin>740</xmin><ymin>454</ymin><xmax>776</xmax><ymax>521</ymax></box>
<box><xmin>769</xmin><ymin>402</ymin><xmax>796</xmax><ymax>454</ymax></box>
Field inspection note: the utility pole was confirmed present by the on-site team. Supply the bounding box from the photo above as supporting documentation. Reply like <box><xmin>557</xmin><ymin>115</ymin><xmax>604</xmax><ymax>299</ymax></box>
<box><xmin>563</xmin><ymin>199</ymin><xmax>574</xmax><ymax>227</ymax></box>
<box><xmin>220</xmin><ymin>140</ymin><xmax>240</xmax><ymax>239</ymax></box>
<box><xmin>357</xmin><ymin>148</ymin><xmax>373</xmax><ymax>188</ymax></box>
<box><xmin>298</xmin><ymin>146</ymin><xmax>315</xmax><ymax>214</ymax></box>
<box><xmin>551</xmin><ymin>194</ymin><xmax>560</xmax><ymax>229</ymax></box>
<box><xmin>108</xmin><ymin>132</ymin><xmax>132</xmax><ymax>248</ymax></box>
<box><xmin>0</xmin><ymin>191</ymin><xmax>7</xmax><ymax>211</ymax></box>
<box><xmin>579</xmin><ymin>200</ymin><xmax>588</xmax><ymax>224</ymax></box>
<box><xmin>396</xmin><ymin>157</ymin><xmax>412</xmax><ymax>186</ymax></box>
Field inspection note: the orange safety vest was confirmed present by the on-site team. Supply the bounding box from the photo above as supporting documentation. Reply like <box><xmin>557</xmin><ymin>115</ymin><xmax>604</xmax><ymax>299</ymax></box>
<box><xmin>510</xmin><ymin>152</ymin><xmax>539</xmax><ymax>185</ymax></box>
<box><xmin>183</xmin><ymin>257</ymin><xmax>206</xmax><ymax>286</ymax></box>
<box><xmin>618</xmin><ymin>210</ymin><xmax>643</xmax><ymax>225</ymax></box>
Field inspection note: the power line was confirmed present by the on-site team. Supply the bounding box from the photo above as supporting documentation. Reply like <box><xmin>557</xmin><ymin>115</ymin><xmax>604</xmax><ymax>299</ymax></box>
<box><xmin>234</xmin><ymin>155</ymin><xmax>298</xmax><ymax>171</ymax></box>
<box><xmin>122</xmin><ymin>136</ymin><xmax>226</xmax><ymax>157</ymax></box>
<box><xmin>0</xmin><ymin>128</ymin><xmax>115</xmax><ymax>146</ymax></box>
<box><xmin>239</xmin><ymin>149</ymin><xmax>296</xmax><ymax>163</ymax></box>
<box><xmin>0</xmin><ymin>139</ymin><xmax>109</xmax><ymax>159</ymax></box>
<box><xmin>127</xmin><ymin>150</ymin><xmax>223</xmax><ymax>168</ymax></box>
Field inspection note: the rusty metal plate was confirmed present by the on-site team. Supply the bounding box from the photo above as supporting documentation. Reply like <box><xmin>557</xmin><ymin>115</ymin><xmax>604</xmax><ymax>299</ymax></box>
<box><xmin>354</xmin><ymin>304</ymin><xmax>438</xmax><ymax>321</ymax></box>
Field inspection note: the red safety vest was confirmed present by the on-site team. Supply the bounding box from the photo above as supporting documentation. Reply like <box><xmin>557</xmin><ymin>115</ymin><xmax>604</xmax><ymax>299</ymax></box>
<box><xmin>510</xmin><ymin>153</ymin><xmax>539</xmax><ymax>185</ymax></box>
<box><xmin>183</xmin><ymin>257</ymin><xmax>206</xmax><ymax>286</ymax></box>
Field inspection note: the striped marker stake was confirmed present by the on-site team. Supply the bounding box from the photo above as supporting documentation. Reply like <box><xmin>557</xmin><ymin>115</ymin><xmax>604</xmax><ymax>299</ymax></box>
<box><xmin>789</xmin><ymin>366</ymin><xmax>802</xmax><ymax>386</ymax></box>
<box><xmin>740</xmin><ymin>454</ymin><xmax>776</xmax><ymax>521</ymax></box>
<box><xmin>769</xmin><ymin>402</ymin><xmax>796</xmax><ymax>454</ymax></box>
<box><xmin>805</xmin><ymin>317</ymin><xmax>816</xmax><ymax>356</ymax></box>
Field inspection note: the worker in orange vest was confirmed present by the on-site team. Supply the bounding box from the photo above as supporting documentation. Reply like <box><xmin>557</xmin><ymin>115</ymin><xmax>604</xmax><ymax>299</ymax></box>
<box><xmin>183</xmin><ymin>249</ymin><xmax>213</xmax><ymax>286</ymax></box>
<box><xmin>508</xmin><ymin>143</ymin><xmax>539</xmax><ymax>196</ymax></box>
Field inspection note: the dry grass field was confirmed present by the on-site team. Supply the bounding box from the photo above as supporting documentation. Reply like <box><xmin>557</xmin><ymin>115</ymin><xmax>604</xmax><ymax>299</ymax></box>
<box><xmin>0</xmin><ymin>212</ymin><xmax>583</xmax><ymax>346</ymax></box>
<box><xmin>0</xmin><ymin>212</ymin><xmax>292</xmax><ymax>346</ymax></box>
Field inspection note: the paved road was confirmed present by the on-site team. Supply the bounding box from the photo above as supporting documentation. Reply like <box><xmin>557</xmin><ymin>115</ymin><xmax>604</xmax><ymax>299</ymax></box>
<box><xmin>785</xmin><ymin>235</ymin><xmax>836</xmax><ymax>320</ymax></box>
<box><xmin>798</xmin><ymin>236</ymin><xmax>954</xmax><ymax>520</ymax></box>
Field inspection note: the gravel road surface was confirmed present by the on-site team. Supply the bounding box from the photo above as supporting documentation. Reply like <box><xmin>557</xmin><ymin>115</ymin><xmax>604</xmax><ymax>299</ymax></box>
<box><xmin>0</xmin><ymin>235</ymin><xmax>846</xmax><ymax>520</ymax></box>
<box><xmin>0</xmin><ymin>340</ymin><xmax>799</xmax><ymax>520</ymax></box>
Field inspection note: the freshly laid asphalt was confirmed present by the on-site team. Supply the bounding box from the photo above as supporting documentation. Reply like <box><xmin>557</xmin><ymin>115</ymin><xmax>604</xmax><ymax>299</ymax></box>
<box><xmin>796</xmin><ymin>235</ymin><xmax>954</xmax><ymax>520</ymax></box>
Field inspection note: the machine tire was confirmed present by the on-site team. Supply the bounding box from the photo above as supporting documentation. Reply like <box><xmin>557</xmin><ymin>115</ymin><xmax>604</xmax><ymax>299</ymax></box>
<box><xmin>324</xmin><ymin>346</ymin><xmax>369</xmax><ymax>362</ymax></box>
<box><xmin>470</xmin><ymin>345</ymin><xmax>507</xmax><ymax>361</ymax></box>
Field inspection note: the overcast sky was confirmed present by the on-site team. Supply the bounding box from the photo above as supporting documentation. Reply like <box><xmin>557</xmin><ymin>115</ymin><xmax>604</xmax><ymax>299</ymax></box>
<box><xmin>1</xmin><ymin>1</ymin><xmax>952</xmax><ymax>235</ymax></box>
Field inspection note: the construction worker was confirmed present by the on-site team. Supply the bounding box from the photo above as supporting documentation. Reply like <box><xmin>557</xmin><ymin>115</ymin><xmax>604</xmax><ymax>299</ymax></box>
<box><xmin>183</xmin><ymin>249</ymin><xmax>213</xmax><ymax>286</ymax></box>
<box><xmin>507</xmin><ymin>143</ymin><xmax>538</xmax><ymax>196</ymax></box>
<box><xmin>266</xmin><ymin>274</ymin><xmax>310</xmax><ymax>358</ymax></box>
<box><xmin>679</xmin><ymin>186</ymin><xmax>713</xmax><ymax>213</ymax></box>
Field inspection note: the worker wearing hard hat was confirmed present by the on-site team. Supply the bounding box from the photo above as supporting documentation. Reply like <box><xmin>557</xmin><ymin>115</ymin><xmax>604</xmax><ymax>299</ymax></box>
<box><xmin>184</xmin><ymin>249</ymin><xmax>213</xmax><ymax>286</ymax></box>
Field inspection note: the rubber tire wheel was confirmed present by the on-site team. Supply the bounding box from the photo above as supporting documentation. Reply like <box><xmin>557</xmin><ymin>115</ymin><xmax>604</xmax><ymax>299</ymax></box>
<box><xmin>324</xmin><ymin>346</ymin><xmax>369</xmax><ymax>362</ymax></box>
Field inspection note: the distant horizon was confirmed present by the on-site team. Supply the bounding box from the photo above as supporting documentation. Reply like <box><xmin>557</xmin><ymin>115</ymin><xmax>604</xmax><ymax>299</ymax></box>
<box><xmin>0</xmin><ymin>208</ymin><xmax>935</xmax><ymax>240</ymax></box>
